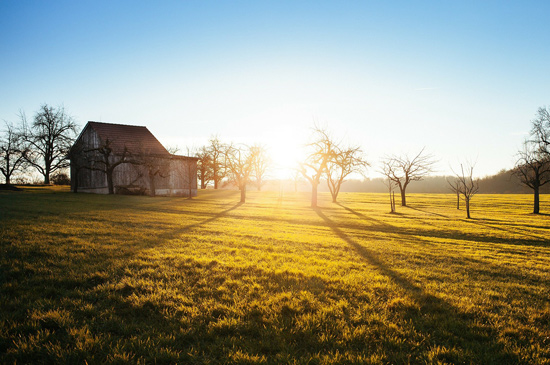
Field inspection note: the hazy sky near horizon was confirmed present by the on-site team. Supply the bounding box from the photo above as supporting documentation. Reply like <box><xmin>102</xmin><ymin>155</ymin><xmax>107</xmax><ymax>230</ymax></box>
<box><xmin>1</xmin><ymin>1</ymin><xmax>550</xmax><ymax>178</ymax></box>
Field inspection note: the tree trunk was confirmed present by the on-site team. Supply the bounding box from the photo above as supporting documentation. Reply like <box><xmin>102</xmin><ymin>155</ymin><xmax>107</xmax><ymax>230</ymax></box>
<box><xmin>188</xmin><ymin>175</ymin><xmax>193</xmax><ymax>199</ymax></box>
<box><xmin>213</xmin><ymin>168</ymin><xmax>219</xmax><ymax>189</ymax></box>
<box><xmin>5</xmin><ymin>159</ymin><xmax>11</xmax><ymax>185</ymax></box>
<box><xmin>240</xmin><ymin>185</ymin><xmax>246</xmax><ymax>203</ymax></box>
<box><xmin>311</xmin><ymin>183</ymin><xmax>318</xmax><ymax>208</ymax></box>
<box><xmin>149</xmin><ymin>175</ymin><xmax>156</xmax><ymax>197</ymax></box>
<box><xmin>466</xmin><ymin>199</ymin><xmax>471</xmax><ymax>219</ymax></box>
<box><xmin>107</xmin><ymin>173</ymin><xmax>114</xmax><ymax>194</ymax></box>
<box><xmin>456</xmin><ymin>191</ymin><xmax>460</xmax><ymax>209</ymax></box>
<box><xmin>400</xmin><ymin>187</ymin><xmax>407</xmax><ymax>206</ymax></box>
<box><xmin>533</xmin><ymin>186</ymin><xmax>540</xmax><ymax>214</ymax></box>
<box><xmin>44</xmin><ymin>158</ymin><xmax>51</xmax><ymax>184</ymax></box>
<box><xmin>72</xmin><ymin>167</ymin><xmax>78</xmax><ymax>193</ymax></box>
<box><xmin>331</xmin><ymin>186</ymin><xmax>337</xmax><ymax>203</ymax></box>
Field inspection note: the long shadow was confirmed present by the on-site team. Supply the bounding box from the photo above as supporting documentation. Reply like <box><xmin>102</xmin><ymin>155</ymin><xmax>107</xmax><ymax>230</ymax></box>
<box><xmin>406</xmin><ymin>205</ymin><xmax>450</xmax><ymax>218</ymax></box>
<box><xmin>335</xmin><ymin>202</ymin><xmax>394</xmax><ymax>229</ymax></box>
<box><xmin>314</xmin><ymin>207</ymin><xmax>518</xmax><ymax>363</ymax></box>
<box><xmin>157</xmin><ymin>201</ymin><xmax>244</xmax><ymax>241</ymax></box>
<box><xmin>338</xmin><ymin>202</ymin><xmax>549</xmax><ymax>248</ymax></box>
<box><xmin>333</xmin><ymin>203</ymin><xmax>549</xmax><ymax>284</ymax></box>
<box><xmin>464</xmin><ymin>218</ymin><xmax>547</xmax><ymax>241</ymax></box>
<box><xmin>408</xmin><ymin>205</ymin><xmax>548</xmax><ymax>240</ymax></box>
<box><xmin>478</xmin><ymin>217</ymin><xmax>550</xmax><ymax>230</ymax></box>
<box><xmin>178</xmin><ymin>205</ymin><xmax>550</xmax><ymax>249</ymax></box>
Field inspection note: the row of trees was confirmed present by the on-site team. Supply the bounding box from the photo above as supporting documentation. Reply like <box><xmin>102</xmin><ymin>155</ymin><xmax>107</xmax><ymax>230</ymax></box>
<box><xmin>0</xmin><ymin>104</ymin><xmax>78</xmax><ymax>185</ymax></box>
<box><xmin>192</xmin><ymin>138</ymin><xmax>271</xmax><ymax>202</ymax></box>
<box><xmin>2</xmin><ymin>104</ymin><xmax>549</xmax><ymax>214</ymax></box>
<box><xmin>296</xmin><ymin>127</ymin><xmax>479</xmax><ymax>218</ymax></box>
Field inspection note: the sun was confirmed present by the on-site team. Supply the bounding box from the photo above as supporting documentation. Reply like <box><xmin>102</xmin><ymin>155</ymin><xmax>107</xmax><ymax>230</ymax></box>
<box><xmin>265</xmin><ymin>138</ymin><xmax>304</xmax><ymax>180</ymax></box>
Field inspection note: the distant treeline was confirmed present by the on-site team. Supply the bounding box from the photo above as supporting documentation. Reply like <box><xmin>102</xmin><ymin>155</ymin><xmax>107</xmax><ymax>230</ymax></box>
<box><xmin>344</xmin><ymin>169</ymin><xmax>550</xmax><ymax>194</ymax></box>
<box><xmin>266</xmin><ymin>169</ymin><xmax>550</xmax><ymax>194</ymax></box>
<box><xmin>342</xmin><ymin>170</ymin><xmax>549</xmax><ymax>194</ymax></box>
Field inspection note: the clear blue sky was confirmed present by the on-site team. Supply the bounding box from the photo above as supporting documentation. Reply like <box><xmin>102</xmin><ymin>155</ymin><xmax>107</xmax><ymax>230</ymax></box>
<box><xmin>1</xmin><ymin>0</ymin><xmax>549</xmax><ymax>178</ymax></box>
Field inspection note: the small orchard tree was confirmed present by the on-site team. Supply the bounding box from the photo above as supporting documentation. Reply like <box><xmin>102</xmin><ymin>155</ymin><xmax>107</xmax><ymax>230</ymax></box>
<box><xmin>325</xmin><ymin>145</ymin><xmax>368</xmax><ymax>203</ymax></box>
<box><xmin>19</xmin><ymin>104</ymin><xmax>78</xmax><ymax>184</ymax></box>
<box><xmin>139</xmin><ymin>154</ymin><xmax>171</xmax><ymax>197</ymax></box>
<box><xmin>224</xmin><ymin>144</ymin><xmax>254</xmax><ymax>203</ymax></box>
<box><xmin>250</xmin><ymin>144</ymin><xmax>271</xmax><ymax>191</ymax></box>
<box><xmin>513</xmin><ymin>141</ymin><xmax>550</xmax><ymax>214</ymax></box>
<box><xmin>453</xmin><ymin>163</ymin><xmax>479</xmax><ymax>219</ymax></box>
<box><xmin>531</xmin><ymin>106</ymin><xmax>550</xmax><ymax>155</ymax></box>
<box><xmin>0</xmin><ymin>122</ymin><xmax>28</xmax><ymax>185</ymax></box>
<box><xmin>300</xmin><ymin>126</ymin><xmax>336</xmax><ymax>208</ymax></box>
<box><xmin>446</xmin><ymin>177</ymin><xmax>461</xmax><ymax>209</ymax></box>
<box><xmin>196</xmin><ymin>146</ymin><xmax>213</xmax><ymax>189</ymax></box>
<box><xmin>208</xmin><ymin>137</ymin><xmax>227</xmax><ymax>189</ymax></box>
<box><xmin>383</xmin><ymin>178</ymin><xmax>397</xmax><ymax>213</ymax></box>
<box><xmin>381</xmin><ymin>148</ymin><xmax>436</xmax><ymax>206</ymax></box>
<box><xmin>83</xmin><ymin>138</ymin><xmax>139</xmax><ymax>194</ymax></box>
<box><xmin>184</xmin><ymin>147</ymin><xmax>197</xmax><ymax>199</ymax></box>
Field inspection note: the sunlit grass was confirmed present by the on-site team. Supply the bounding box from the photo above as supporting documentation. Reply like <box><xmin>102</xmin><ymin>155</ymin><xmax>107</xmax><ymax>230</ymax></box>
<box><xmin>1</xmin><ymin>187</ymin><xmax>549</xmax><ymax>363</ymax></box>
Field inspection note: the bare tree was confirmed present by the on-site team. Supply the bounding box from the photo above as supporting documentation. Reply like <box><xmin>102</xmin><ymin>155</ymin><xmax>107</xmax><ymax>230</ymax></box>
<box><xmin>184</xmin><ymin>147</ymin><xmax>197</xmax><ymax>199</ymax></box>
<box><xmin>68</xmin><ymin>142</ymin><xmax>87</xmax><ymax>193</ymax></box>
<box><xmin>300</xmin><ymin>126</ymin><xmax>336</xmax><ymax>208</ymax></box>
<box><xmin>325</xmin><ymin>145</ymin><xmax>369</xmax><ymax>203</ymax></box>
<box><xmin>446</xmin><ymin>177</ymin><xmax>461</xmax><ymax>209</ymax></box>
<box><xmin>250</xmin><ymin>144</ymin><xmax>271</xmax><ymax>191</ymax></box>
<box><xmin>82</xmin><ymin>138</ymin><xmax>139</xmax><ymax>194</ymax></box>
<box><xmin>531</xmin><ymin>106</ymin><xmax>550</xmax><ymax>156</ymax></box>
<box><xmin>383</xmin><ymin>178</ymin><xmax>397</xmax><ymax>213</ymax></box>
<box><xmin>208</xmin><ymin>136</ymin><xmax>227</xmax><ymax>189</ymax></box>
<box><xmin>453</xmin><ymin>163</ymin><xmax>479</xmax><ymax>219</ymax></box>
<box><xmin>380</xmin><ymin>148</ymin><xmax>436</xmax><ymax>206</ymax></box>
<box><xmin>0</xmin><ymin>122</ymin><xmax>28</xmax><ymax>185</ymax></box>
<box><xmin>138</xmin><ymin>153</ymin><xmax>171</xmax><ymax>197</ymax></box>
<box><xmin>196</xmin><ymin>146</ymin><xmax>213</xmax><ymax>189</ymax></box>
<box><xmin>224</xmin><ymin>144</ymin><xmax>254</xmax><ymax>203</ymax></box>
<box><xmin>513</xmin><ymin>141</ymin><xmax>550</xmax><ymax>214</ymax></box>
<box><xmin>19</xmin><ymin>104</ymin><xmax>78</xmax><ymax>184</ymax></box>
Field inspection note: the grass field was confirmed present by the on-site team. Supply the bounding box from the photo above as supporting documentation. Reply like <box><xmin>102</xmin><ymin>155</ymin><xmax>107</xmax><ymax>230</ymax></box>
<box><xmin>1</xmin><ymin>186</ymin><xmax>549</xmax><ymax>364</ymax></box>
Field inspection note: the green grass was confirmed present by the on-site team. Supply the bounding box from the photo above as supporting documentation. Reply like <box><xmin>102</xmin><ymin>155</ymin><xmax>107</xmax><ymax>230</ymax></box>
<box><xmin>1</xmin><ymin>187</ymin><xmax>549</xmax><ymax>364</ymax></box>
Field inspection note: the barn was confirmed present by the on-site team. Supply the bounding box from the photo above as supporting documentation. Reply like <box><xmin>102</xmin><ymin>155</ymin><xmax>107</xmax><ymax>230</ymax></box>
<box><xmin>70</xmin><ymin>121</ymin><xmax>197</xmax><ymax>196</ymax></box>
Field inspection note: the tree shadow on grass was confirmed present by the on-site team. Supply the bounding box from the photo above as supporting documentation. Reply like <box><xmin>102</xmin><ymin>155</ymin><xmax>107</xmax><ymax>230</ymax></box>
<box><xmin>406</xmin><ymin>205</ymin><xmax>450</xmax><ymax>219</ymax></box>
<box><xmin>407</xmin><ymin>205</ymin><xmax>549</xmax><ymax>241</ymax></box>
<box><xmin>336</xmin><ymin>202</ymin><xmax>394</xmax><ymax>229</ymax></box>
<box><xmin>153</xmin><ymin>201</ymin><xmax>244</xmax><ymax>243</ymax></box>
<box><xmin>464</xmin><ymin>218</ymin><xmax>548</xmax><ymax>241</ymax></box>
<box><xmin>314</xmin><ymin>207</ymin><xmax>519</xmax><ymax>364</ymax></box>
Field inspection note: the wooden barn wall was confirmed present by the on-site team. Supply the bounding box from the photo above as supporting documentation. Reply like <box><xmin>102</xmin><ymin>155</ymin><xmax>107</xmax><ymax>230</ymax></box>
<box><xmin>71</xmin><ymin>126</ymin><xmax>197</xmax><ymax>196</ymax></box>
<box><xmin>71</xmin><ymin>127</ymin><xmax>109</xmax><ymax>193</ymax></box>
<box><xmin>164</xmin><ymin>159</ymin><xmax>198</xmax><ymax>196</ymax></box>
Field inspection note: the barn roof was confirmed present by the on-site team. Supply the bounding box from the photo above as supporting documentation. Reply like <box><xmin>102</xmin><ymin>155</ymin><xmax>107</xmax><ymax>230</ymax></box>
<box><xmin>85</xmin><ymin>121</ymin><xmax>170</xmax><ymax>156</ymax></box>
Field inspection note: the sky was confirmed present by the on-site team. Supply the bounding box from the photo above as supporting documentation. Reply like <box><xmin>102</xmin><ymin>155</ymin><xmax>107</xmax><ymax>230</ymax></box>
<box><xmin>1</xmin><ymin>0</ymin><xmax>550</xmax><ymax>179</ymax></box>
